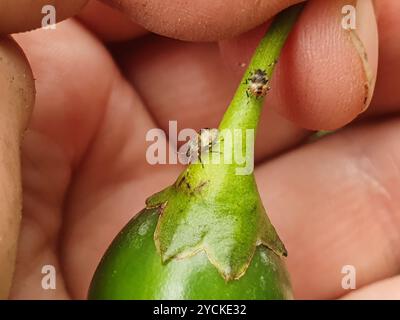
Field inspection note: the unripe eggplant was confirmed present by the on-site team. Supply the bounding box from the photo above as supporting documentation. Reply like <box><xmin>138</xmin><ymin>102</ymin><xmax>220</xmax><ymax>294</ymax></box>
<box><xmin>89</xmin><ymin>207</ymin><xmax>292</xmax><ymax>299</ymax></box>
<box><xmin>89</xmin><ymin>5</ymin><xmax>304</xmax><ymax>300</ymax></box>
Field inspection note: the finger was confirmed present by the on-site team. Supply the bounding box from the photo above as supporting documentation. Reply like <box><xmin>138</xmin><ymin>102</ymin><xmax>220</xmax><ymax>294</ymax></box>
<box><xmin>220</xmin><ymin>0</ymin><xmax>378</xmax><ymax>130</ymax></box>
<box><xmin>256</xmin><ymin>118</ymin><xmax>400</xmax><ymax>299</ymax></box>
<box><xmin>0</xmin><ymin>0</ymin><xmax>88</xmax><ymax>34</ymax></box>
<box><xmin>342</xmin><ymin>275</ymin><xmax>400</xmax><ymax>300</ymax></box>
<box><xmin>9</xmin><ymin>20</ymin><xmax>123</xmax><ymax>298</ymax></box>
<box><xmin>77</xmin><ymin>0</ymin><xmax>146</xmax><ymax>42</ymax></box>
<box><xmin>368</xmin><ymin>0</ymin><xmax>400</xmax><ymax>114</ymax></box>
<box><xmin>9</xmin><ymin>20</ymin><xmax>173</xmax><ymax>299</ymax></box>
<box><xmin>104</xmin><ymin>0</ymin><xmax>304</xmax><ymax>41</ymax></box>
<box><xmin>0</xmin><ymin>36</ymin><xmax>34</xmax><ymax>298</ymax></box>
<box><xmin>117</xmin><ymin>36</ymin><xmax>310</xmax><ymax>162</ymax></box>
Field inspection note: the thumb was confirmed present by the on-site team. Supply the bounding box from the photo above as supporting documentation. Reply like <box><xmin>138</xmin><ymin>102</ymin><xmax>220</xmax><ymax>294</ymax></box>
<box><xmin>221</xmin><ymin>0</ymin><xmax>379</xmax><ymax>130</ymax></box>
<box><xmin>0</xmin><ymin>36</ymin><xmax>35</xmax><ymax>298</ymax></box>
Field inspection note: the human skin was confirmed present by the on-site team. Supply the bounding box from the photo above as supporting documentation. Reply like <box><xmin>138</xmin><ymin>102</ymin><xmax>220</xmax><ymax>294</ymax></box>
<box><xmin>0</xmin><ymin>0</ymin><xmax>88</xmax><ymax>34</ymax></box>
<box><xmin>0</xmin><ymin>37</ymin><xmax>34</xmax><ymax>299</ymax></box>
<box><xmin>0</xmin><ymin>0</ymin><xmax>399</xmax><ymax>299</ymax></box>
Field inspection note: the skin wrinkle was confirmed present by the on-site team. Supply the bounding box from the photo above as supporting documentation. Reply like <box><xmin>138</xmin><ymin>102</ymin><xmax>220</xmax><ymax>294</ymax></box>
<box><xmin>351</xmin><ymin>155</ymin><xmax>400</xmax><ymax>272</ymax></box>
<box><xmin>7</xmin><ymin>21</ymin><xmax>123</xmax><ymax>299</ymax></box>
<box><xmin>14</xmin><ymin>21</ymin><xmax>115</xmax><ymax>168</ymax></box>
<box><xmin>337</xmin><ymin>127</ymin><xmax>400</xmax><ymax>268</ymax></box>
<box><xmin>12</xmin><ymin>130</ymin><xmax>72</xmax><ymax>298</ymax></box>
<box><xmin>56</xmin><ymin>45</ymin><xmax>174</xmax><ymax>298</ymax></box>
<box><xmin>337</xmin><ymin>124</ymin><xmax>400</xmax><ymax>285</ymax></box>
<box><xmin>370</xmin><ymin>154</ymin><xmax>400</xmax><ymax>272</ymax></box>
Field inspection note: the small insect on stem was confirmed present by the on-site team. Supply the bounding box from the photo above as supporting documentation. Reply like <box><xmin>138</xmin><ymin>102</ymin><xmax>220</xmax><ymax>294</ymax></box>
<box><xmin>185</xmin><ymin>128</ymin><xmax>220</xmax><ymax>167</ymax></box>
<box><xmin>245</xmin><ymin>69</ymin><xmax>271</xmax><ymax>99</ymax></box>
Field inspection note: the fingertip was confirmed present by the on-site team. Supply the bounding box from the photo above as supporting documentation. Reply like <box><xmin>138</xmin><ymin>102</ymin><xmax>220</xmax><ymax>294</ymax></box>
<box><xmin>220</xmin><ymin>0</ymin><xmax>379</xmax><ymax>131</ymax></box>
<box><xmin>275</xmin><ymin>0</ymin><xmax>378</xmax><ymax>130</ymax></box>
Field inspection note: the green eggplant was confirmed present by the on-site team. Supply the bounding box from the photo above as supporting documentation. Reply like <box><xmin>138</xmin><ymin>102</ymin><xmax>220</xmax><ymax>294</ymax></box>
<box><xmin>89</xmin><ymin>207</ymin><xmax>292</xmax><ymax>299</ymax></box>
<box><xmin>89</xmin><ymin>4</ymin><xmax>304</xmax><ymax>300</ymax></box>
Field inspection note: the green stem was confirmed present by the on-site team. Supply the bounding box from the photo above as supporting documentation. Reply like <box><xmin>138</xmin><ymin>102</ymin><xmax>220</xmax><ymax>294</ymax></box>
<box><xmin>183</xmin><ymin>4</ymin><xmax>304</xmax><ymax>180</ymax></box>
<box><xmin>219</xmin><ymin>4</ymin><xmax>304</xmax><ymax>134</ymax></box>
<box><xmin>150</xmin><ymin>3</ymin><xmax>305</xmax><ymax>278</ymax></box>
<box><xmin>88</xmin><ymin>4</ymin><xmax>306</xmax><ymax>296</ymax></box>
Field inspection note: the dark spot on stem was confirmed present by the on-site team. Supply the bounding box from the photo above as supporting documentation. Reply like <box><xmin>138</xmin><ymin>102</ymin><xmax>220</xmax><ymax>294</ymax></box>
<box><xmin>158</xmin><ymin>202</ymin><xmax>168</xmax><ymax>216</ymax></box>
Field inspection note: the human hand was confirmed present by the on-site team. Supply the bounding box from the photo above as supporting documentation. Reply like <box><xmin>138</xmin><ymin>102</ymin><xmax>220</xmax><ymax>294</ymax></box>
<box><xmin>1</xmin><ymin>0</ymin><xmax>399</xmax><ymax>299</ymax></box>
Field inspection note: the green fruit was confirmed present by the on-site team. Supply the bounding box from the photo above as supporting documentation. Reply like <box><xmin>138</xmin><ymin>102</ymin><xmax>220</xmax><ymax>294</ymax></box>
<box><xmin>88</xmin><ymin>5</ymin><xmax>303</xmax><ymax>300</ymax></box>
<box><xmin>88</xmin><ymin>208</ymin><xmax>292</xmax><ymax>300</ymax></box>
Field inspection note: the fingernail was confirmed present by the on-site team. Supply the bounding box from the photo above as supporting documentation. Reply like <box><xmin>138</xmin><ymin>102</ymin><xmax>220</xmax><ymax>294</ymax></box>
<box><xmin>347</xmin><ymin>0</ymin><xmax>378</xmax><ymax>113</ymax></box>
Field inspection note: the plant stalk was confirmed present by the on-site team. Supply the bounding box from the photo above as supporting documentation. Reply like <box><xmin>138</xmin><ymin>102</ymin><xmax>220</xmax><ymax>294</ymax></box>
<box><xmin>220</xmin><ymin>3</ymin><xmax>304</xmax><ymax>132</ymax></box>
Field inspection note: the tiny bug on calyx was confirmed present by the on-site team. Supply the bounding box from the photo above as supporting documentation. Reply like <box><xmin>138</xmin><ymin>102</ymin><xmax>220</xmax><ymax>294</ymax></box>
<box><xmin>185</xmin><ymin>128</ymin><xmax>220</xmax><ymax>167</ymax></box>
<box><xmin>246</xmin><ymin>69</ymin><xmax>271</xmax><ymax>98</ymax></box>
